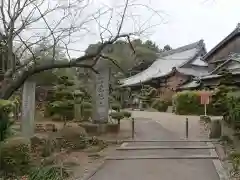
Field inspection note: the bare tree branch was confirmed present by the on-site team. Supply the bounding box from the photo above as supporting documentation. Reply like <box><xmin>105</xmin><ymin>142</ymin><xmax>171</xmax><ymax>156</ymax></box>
<box><xmin>0</xmin><ymin>0</ymin><xmax>165</xmax><ymax>99</ymax></box>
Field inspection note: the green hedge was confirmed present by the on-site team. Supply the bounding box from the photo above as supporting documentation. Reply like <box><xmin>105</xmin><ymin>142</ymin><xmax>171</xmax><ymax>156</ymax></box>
<box><xmin>173</xmin><ymin>91</ymin><xmax>216</xmax><ymax>115</ymax></box>
<box><xmin>226</xmin><ymin>91</ymin><xmax>240</xmax><ymax>129</ymax></box>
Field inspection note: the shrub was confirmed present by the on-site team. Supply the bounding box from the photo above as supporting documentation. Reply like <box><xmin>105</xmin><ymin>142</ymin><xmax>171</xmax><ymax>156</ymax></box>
<box><xmin>122</xmin><ymin>111</ymin><xmax>132</xmax><ymax>118</ymax></box>
<box><xmin>109</xmin><ymin>112</ymin><xmax>124</xmax><ymax>124</ymax></box>
<box><xmin>0</xmin><ymin>137</ymin><xmax>31</xmax><ymax>177</ymax></box>
<box><xmin>28</xmin><ymin>166</ymin><xmax>69</xmax><ymax>180</ymax></box>
<box><xmin>228</xmin><ymin>151</ymin><xmax>240</xmax><ymax>175</ymax></box>
<box><xmin>0</xmin><ymin>100</ymin><xmax>15</xmax><ymax>142</ymax></box>
<box><xmin>211</xmin><ymin>85</ymin><xmax>231</xmax><ymax>117</ymax></box>
<box><xmin>111</xmin><ymin>103</ymin><xmax>121</xmax><ymax>112</ymax></box>
<box><xmin>151</xmin><ymin>99</ymin><xmax>168</xmax><ymax>112</ymax></box>
<box><xmin>173</xmin><ymin>91</ymin><xmax>216</xmax><ymax>115</ymax></box>
<box><xmin>226</xmin><ymin>91</ymin><xmax>240</xmax><ymax>128</ymax></box>
<box><xmin>81</xmin><ymin>101</ymin><xmax>92</xmax><ymax>109</ymax></box>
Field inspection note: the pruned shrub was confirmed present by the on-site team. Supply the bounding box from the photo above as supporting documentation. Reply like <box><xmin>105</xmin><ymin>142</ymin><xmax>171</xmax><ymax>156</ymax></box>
<box><xmin>151</xmin><ymin>99</ymin><xmax>168</xmax><ymax>112</ymax></box>
<box><xmin>109</xmin><ymin>112</ymin><xmax>124</xmax><ymax>124</ymax></box>
<box><xmin>122</xmin><ymin>111</ymin><xmax>132</xmax><ymax>118</ymax></box>
<box><xmin>0</xmin><ymin>137</ymin><xmax>31</xmax><ymax>177</ymax></box>
<box><xmin>111</xmin><ymin>103</ymin><xmax>121</xmax><ymax>112</ymax></box>
<box><xmin>81</xmin><ymin>101</ymin><xmax>92</xmax><ymax>109</ymax></box>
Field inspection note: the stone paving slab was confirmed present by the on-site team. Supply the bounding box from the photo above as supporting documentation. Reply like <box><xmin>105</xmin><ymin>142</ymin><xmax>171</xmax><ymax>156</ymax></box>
<box><xmin>89</xmin><ymin>159</ymin><xmax>220</xmax><ymax>180</ymax></box>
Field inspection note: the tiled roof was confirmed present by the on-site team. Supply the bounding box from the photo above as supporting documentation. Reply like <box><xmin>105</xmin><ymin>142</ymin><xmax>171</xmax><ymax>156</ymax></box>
<box><xmin>120</xmin><ymin>40</ymin><xmax>205</xmax><ymax>87</ymax></box>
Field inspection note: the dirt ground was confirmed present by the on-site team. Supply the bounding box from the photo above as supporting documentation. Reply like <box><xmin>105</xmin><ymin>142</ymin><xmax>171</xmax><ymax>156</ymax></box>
<box><xmin>11</xmin><ymin>113</ymin><xmax>132</xmax><ymax>179</ymax></box>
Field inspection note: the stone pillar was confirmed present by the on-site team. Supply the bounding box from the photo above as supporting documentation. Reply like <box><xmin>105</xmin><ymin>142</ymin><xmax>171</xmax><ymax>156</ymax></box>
<box><xmin>92</xmin><ymin>58</ymin><xmax>110</xmax><ymax>124</ymax></box>
<box><xmin>21</xmin><ymin>80</ymin><xmax>36</xmax><ymax>139</ymax></box>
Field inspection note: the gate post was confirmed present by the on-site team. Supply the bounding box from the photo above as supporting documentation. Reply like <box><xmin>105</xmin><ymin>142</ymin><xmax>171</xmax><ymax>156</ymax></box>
<box><xmin>185</xmin><ymin>118</ymin><xmax>189</xmax><ymax>139</ymax></box>
<box><xmin>132</xmin><ymin>118</ymin><xmax>135</xmax><ymax>139</ymax></box>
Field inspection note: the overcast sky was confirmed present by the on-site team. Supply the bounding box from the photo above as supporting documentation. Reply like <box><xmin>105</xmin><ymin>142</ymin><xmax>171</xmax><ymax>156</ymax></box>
<box><xmin>5</xmin><ymin>0</ymin><xmax>240</xmax><ymax>58</ymax></box>
<box><xmin>66</xmin><ymin>0</ymin><xmax>240</xmax><ymax>57</ymax></box>
<box><xmin>143</xmin><ymin>0</ymin><xmax>240</xmax><ymax>51</ymax></box>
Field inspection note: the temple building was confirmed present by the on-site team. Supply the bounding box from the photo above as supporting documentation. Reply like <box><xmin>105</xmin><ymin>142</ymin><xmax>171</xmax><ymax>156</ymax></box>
<box><xmin>121</xmin><ymin>23</ymin><xmax>240</xmax><ymax>100</ymax></box>
<box><xmin>120</xmin><ymin>40</ymin><xmax>209</xmax><ymax>100</ymax></box>
<box><xmin>182</xmin><ymin>23</ymin><xmax>240</xmax><ymax>89</ymax></box>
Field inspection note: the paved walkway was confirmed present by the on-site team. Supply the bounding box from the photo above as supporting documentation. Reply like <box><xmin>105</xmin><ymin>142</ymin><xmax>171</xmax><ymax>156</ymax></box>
<box><xmin>86</xmin><ymin>111</ymin><xmax>225</xmax><ymax>180</ymax></box>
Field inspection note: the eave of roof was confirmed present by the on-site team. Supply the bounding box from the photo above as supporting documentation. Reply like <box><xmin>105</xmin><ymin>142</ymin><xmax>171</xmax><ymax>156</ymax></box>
<box><xmin>203</xmin><ymin>24</ymin><xmax>240</xmax><ymax>61</ymax></box>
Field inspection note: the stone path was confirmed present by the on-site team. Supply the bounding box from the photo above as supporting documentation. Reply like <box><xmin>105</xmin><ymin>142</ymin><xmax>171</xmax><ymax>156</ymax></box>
<box><xmin>83</xmin><ymin>111</ymin><xmax>226</xmax><ymax>180</ymax></box>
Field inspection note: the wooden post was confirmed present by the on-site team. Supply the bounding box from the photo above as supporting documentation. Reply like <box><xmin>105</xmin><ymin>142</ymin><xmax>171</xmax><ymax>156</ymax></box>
<box><xmin>204</xmin><ymin>103</ymin><xmax>207</xmax><ymax>116</ymax></box>
<box><xmin>132</xmin><ymin>118</ymin><xmax>135</xmax><ymax>139</ymax></box>
<box><xmin>185</xmin><ymin>118</ymin><xmax>189</xmax><ymax>139</ymax></box>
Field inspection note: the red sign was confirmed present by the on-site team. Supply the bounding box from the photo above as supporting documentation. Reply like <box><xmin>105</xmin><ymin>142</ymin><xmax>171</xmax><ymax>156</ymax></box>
<box><xmin>199</xmin><ymin>91</ymin><xmax>211</xmax><ymax>105</ymax></box>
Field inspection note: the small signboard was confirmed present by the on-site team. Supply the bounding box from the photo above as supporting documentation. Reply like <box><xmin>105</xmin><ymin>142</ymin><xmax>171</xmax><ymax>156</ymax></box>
<box><xmin>200</xmin><ymin>91</ymin><xmax>211</xmax><ymax>105</ymax></box>
<box><xmin>199</xmin><ymin>91</ymin><xmax>212</xmax><ymax>116</ymax></box>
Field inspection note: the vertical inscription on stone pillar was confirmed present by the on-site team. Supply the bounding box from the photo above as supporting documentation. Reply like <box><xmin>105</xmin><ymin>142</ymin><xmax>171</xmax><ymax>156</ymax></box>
<box><xmin>93</xmin><ymin>59</ymin><xmax>109</xmax><ymax>123</ymax></box>
<box><xmin>21</xmin><ymin>81</ymin><xmax>36</xmax><ymax>138</ymax></box>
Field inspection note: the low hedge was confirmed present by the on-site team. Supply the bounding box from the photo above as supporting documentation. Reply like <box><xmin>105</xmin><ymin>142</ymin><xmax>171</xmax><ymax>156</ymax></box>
<box><xmin>173</xmin><ymin>91</ymin><xmax>216</xmax><ymax>115</ymax></box>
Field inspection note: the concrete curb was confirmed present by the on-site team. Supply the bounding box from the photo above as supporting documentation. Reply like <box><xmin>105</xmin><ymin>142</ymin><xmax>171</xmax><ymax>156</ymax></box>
<box><xmin>116</xmin><ymin>145</ymin><xmax>215</xmax><ymax>150</ymax></box>
<box><xmin>207</xmin><ymin>142</ymin><xmax>229</xmax><ymax>180</ymax></box>
<box><xmin>105</xmin><ymin>155</ymin><xmax>219</xmax><ymax>160</ymax></box>
<box><xmin>104</xmin><ymin>139</ymin><xmax>219</xmax><ymax>144</ymax></box>
<box><xmin>121</xmin><ymin>139</ymin><xmax>219</xmax><ymax>143</ymax></box>
<box><xmin>80</xmin><ymin>161</ymin><xmax>106</xmax><ymax>180</ymax></box>
<box><xmin>80</xmin><ymin>142</ymin><xmax>128</xmax><ymax>180</ymax></box>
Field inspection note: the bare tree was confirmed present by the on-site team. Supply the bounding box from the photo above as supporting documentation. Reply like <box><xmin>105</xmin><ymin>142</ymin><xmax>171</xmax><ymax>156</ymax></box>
<box><xmin>0</xmin><ymin>0</ymin><xmax>164</xmax><ymax>99</ymax></box>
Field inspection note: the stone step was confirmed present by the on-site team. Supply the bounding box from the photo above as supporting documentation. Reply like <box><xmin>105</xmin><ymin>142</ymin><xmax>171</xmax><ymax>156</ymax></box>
<box><xmin>116</xmin><ymin>145</ymin><xmax>215</xmax><ymax>151</ymax></box>
<box><xmin>123</xmin><ymin>139</ymin><xmax>218</xmax><ymax>143</ymax></box>
<box><xmin>106</xmin><ymin>154</ymin><xmax>219</xmax><ymax>160</ymax></box>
